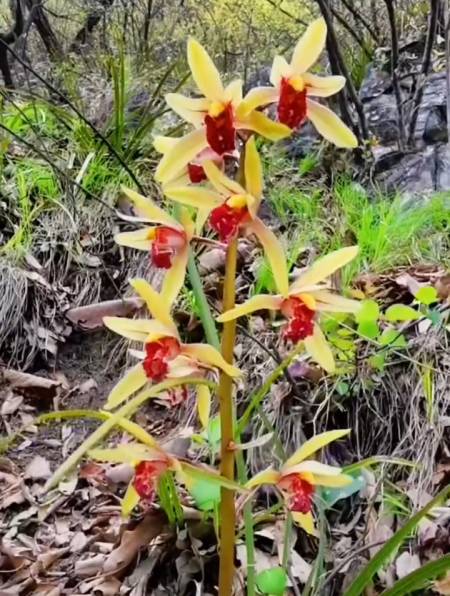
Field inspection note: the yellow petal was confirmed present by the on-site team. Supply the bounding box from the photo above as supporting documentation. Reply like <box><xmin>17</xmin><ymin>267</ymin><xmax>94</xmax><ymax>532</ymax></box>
<box><xmin>115</xmin><ymin>228</ymin><xmax>152</xmax><ymax>251</ymax></box>
<box><xmin>310</xmin><ymin>473</ymin><xmax>353</xmax><ymax>487</ymax></box>
<box><xmin>155</xmin><ymin>129</ymin><xmax>208</xmax><ymax>184</ymax></box>
<box><xmin>270</xmin><ymin>55</ymin><xmax>292</xmax><ymax>87</ymax></box>
<box><xmin>241</xmin><ymin>110</ymin><xmax>291</xmax><ymax>141</ymax></box>
<box><xmin>203</xmin><ymin>160</ymin><xmax>244</xmax><ymax>196</ymax></box>
<box><xmin>224</xmin><ymin>79</ymin><xmax>243</xmax><ymax>104</ymax></box>
<box><xmin>196</xmin><ymin>207</ymin><xmax>211</xmax><ymax>234</ymax></box>
<box><xmin>246</xmin><ymin>218</ymin><xmax>289</xmax><ymax>297</ymax></box>
<box><xmin>104</xmin><ymin>363</ymin><xmax>148</xmax><ymax>409</ymax></box>
<box><xmin>178</xmin><ymin>207</ymin><xmax>195</xmax><ymax>240</ymax></box>
<box><xmin>182</xmin><ymin>343</ymin><xmax>241</xmax><ymax>378</ymax></box>
<box><xmin>197</xmin><ymin>385</ymin><xmax>211</xmax><ymax>429</ymax></box>
<box><xmin>290</xmin><ymin>246</ymin><xmax>359</xmax><ymax>289</ymax></box>
<box><xmin>311</xmin><ymin>290</ymin><xmax>361</xmax><ymax>313</ymax></box>
<box><xmin>153</xmin><ymin>135</ymin><xmax>178</xmax><ymax>154</ymax></box>
<box><xmin>304</xmin><ymin>324</ymin><xmax>335</xmax><ymax>373</ymax></box>
<box><xmin>121</xmin><ymin>187</ymin><xmax>178</xmax><ymax>227</ymax></box>
<box><xmin>187</xmin><ymin>37</ymin><xmax>224</xmax><ymax>101</ymax></box>
<box><xmin>282</xmin><ymin>461</ymin><xmax>343</xmax><ymax>477</ymax></box>
<box><xmin>303</xmin><ymin>73</ymin><xmax>345</xmax><ymax>97</ymax></box>
<box><xmin>161</xmin><ymin>247</ymin><xmax>189</xmax><ymax>306</ymax></box>
<box><xmin>307</xmin><ymin>99</ymin><xmax>358</xmax><ymax>148</ymax></box>
<box><xmin>246</xmin><ymin>468</ymin><xmax>281</xmax><ymax>489</ymax></box>
<box><xmin>168</xmin><ymin>355</ymin><xmax>200</xmax><ymax>377</ymax></box>
<box><xmin>292</xmin><ymin>511</ymin><xmax>317</xmax><ymax>535</ymax></box>
<box><xmin>237</xmin><ymin>86</ymin><xmax>279</xmax><ymax>118</ymax></box>
<box><xmin>129</xmin><ymin>279</ymin><xmax>176</xmax><ymax>330</ymax></box>
<box><xmin>282</xmin><ymin>429</ymin><xmax>350</xmax><ymax>468</ymax></box>
<box><xmin>104</xmin><ymin>316</ymin><xmax>177</xmax><ymax>342</ymax></box>
<box><xmin>291</xmin><ymin>17</ymin><xmax>327</xmax><ymax>73</ymax></box>
<box><xmin>89</xmin><ymin>444</ymin><xmax>164</xmax><ymax>463</ymax></box>
<box><xmin>165</xmin><ymin>93</ymin><xmax>208</xmax><ymax>126</ymax></box>
<box><xmin>296</xmin><ymin>293</ymin><xmax>316</xmax><ymax>310</ymax></box>
<box><xmin>164</xmin><ymin>184</ymin><xmax>223</xmax><ymax>210</ymax></box>
<box><xmin>217</xmin><ymin>294</ymin><xmax>282</xmax><ymax>322</ymax></box>
<box><xmin>122</xmin><ymin>483</ymin><xmax>140</xmax><ymax>517</ymax></box>
<box><xmin>119</xmin><ymin>418</ymin><xmax>158</xmax><ymax>447</ymax></box>
<box><xmin>244</xmin><ymin>136</ymin><xmax>263</xmax><ymax>200</ymax></box>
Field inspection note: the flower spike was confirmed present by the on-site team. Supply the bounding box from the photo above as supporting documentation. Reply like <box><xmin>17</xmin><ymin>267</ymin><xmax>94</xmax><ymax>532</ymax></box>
<box><xmin>218</xmin><ymin>247</ymin><xmax>361</xmax><ymax>372</ymax></box>
<box><xmin>247</xmin><ymin>429</ymin><xmax>352</xmax><ymax>534</ymax></box>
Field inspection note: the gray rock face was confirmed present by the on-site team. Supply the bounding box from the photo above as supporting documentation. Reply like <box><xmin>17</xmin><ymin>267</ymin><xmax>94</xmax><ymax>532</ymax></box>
<box><xmin>362</xmin><ymin>66</ymin><xmax>450</xmax><ymax>193</ymax></box>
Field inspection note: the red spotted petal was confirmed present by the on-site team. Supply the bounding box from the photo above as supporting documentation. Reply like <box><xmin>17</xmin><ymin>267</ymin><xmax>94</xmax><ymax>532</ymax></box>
<box><xmin>204</xmin><ymin>103</ymin><xmax>235</xmax><ymax>155</ymax></box>
<box><xmin>209</xmin><ymin>203</ymin><xmax>248</xmax><ymax>243</ymax></box>
<box><xmin>151</xmin><ymin>226</ymin><xmax>187</xmax><ymax>269</ymax></box>
<box><xmin>188</xmin><ymin>163</ymin><xmax>207</xmax><ymax>183</ymax></box>
<box><xmin>278</xmin><ymin>78</ymin><xmax>307</xmax><ymax>129</ymax></box>
<box><xmin>133</xmin><ymin>460</ymin><xmax>168</xmax><ymax>500</ymax></box>
<box><xmin>279</xmin><ymin>473</ymin><xmax>315</xmax><ymax>514</ymax></box>
<box><xmin>281</xmin><ymin>297</ymin><xmax>315</xmax><ymax>342</ymax></box>
<box><xmin>143</xmin><ymin>337</ymin><xmax>181</xmax><ymax>381</ymax></box>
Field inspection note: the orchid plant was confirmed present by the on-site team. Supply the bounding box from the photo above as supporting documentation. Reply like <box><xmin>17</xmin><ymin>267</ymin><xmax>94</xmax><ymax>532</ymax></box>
<box><xmin>48</xmin><ymin>18</ymin><xmax>363</xmax><ymax>596</ymax></box>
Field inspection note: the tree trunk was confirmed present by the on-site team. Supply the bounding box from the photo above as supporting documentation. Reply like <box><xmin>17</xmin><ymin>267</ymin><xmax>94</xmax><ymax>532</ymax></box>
<box><xmin>69</xmin><ymin>0</ymin><xmax>115</xmax><ymax>52</ymax></box>
<box><xmin>0</xmin><ymin>0</ymin><xmax>25</xmax><ymax>88</ymax></box>
<box><xmin>25</xmin><ymin>0</ymin><xmax>61</xmax><ymax>59</ymax></box>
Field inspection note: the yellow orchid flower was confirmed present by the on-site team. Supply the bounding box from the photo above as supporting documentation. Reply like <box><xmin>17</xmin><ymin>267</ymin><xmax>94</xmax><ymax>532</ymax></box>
<box><xmin>103</xmin><ymin>278</ymin><xmax>241</xmax><ymax>409</ymax></box>
<box><xmin>217</xmin><ymin>246</ymin><xmax>361</xmax><ymax>372</ymax></box>
<box><xmin>238</xmin><ymin>18</ymin><xmax>357</xmax><ymax>148</ymax></box>
<box><xmin>89</xmin><ymin>439</ymin><xmax>243</xmax><ymax>516</ymax></box>
<box><xmin>246</xmin><ymin>429</ymin><xmax>352</xmax><ymax>534</ymax></box>
<box><xmin>115</xmin><ymin>187</ymin><xmax>194</xmax><ymax>305</ymax></box>
<box><xmin>154</xmin><ymin>135</ymin><xmax>226</xmax><ymax>186</ymax></box>
<box><xmin>164</xmin><ymin>136</ymin><xmax>289</xmax><ymax>296</ymax></box>
<box><xmin>155</xmin><ymin>38</ymin><xmax>291</xmax><ymax>184</ymax></box>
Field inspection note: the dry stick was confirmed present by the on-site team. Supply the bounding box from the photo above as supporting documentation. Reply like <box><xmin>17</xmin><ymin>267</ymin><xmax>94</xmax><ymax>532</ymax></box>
<box><xmin>384</xmin><ymin>0</ymin><xmax>406</xmax><ymax>150</ymax></box>
<box><xmin>0</xmin><ymin>38</ymin><xmax>146</xmax><ymax>194</ymax></box>
<box><xmin>339</xmin><ymin>0</ymin><xmax>379</xmax><ymax>42</ymax></box>
<box><xmin>328</xmin><ymin>3</ymin><xmax>371</xmax><ymax>56</ymax></box>
<box><xmin>263</xmin><ymin>0</ymin><xmax>308</xmax><ymax>26</ymax></box>
<box><xmin>445</xmin><ymin>0</ymin><xmax>450</xmax><ymax>144</ymax></box>
<box><xmin>407</xmin><ymin>0</ymin><xmax>440</xmax><ymax>145</ymax></box>
<box><xmin>316</xmin><ymin>0</ymin><xmax>369</xmax><ymax>141</ymax></box>
<box><xmin>218</xmin><ymin>237</ymin><xmax>239</xmax><ymax>596</ymax></box>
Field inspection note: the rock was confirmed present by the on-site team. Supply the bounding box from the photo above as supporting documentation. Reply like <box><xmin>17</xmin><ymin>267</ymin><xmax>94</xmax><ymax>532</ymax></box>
<box><xmin>364</xmin><ymin>94</ymin><xmax>399</xmax><ymax>144</ymax></box>
<box><xmin>435</xmin><ymin>144</ymin><xmax>450</xmax><ymax>190</ymax></box>
<box><xmin>376</xmin><ymin>146</ymin><xmax>436</xmax><ymax>193</ymax></box>
<box><xmin>281</xmin><ymin>121</ymin><xmax>320</xmax><ymax>159</ymax></box>
<box><xmin>424</xmin><ymin>107</ymin><xmax>447</xmax><ymax>144</ymax></box>
<box><xmin>360</xmin><ymin>66</ymin><xmax>391</xmax><ymax>101</ymax></box>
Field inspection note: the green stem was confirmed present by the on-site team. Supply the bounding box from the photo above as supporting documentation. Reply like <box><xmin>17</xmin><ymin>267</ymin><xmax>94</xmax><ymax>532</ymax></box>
<box><xmin>218</xmin><ymin>236</ymin><xmax>239</xmax><ymax>596</ymax></box>
<box><xmin>187</xmin><ymin>248</ymin><xmax>220</xmax><ymax>349</ymax></box>
<box><xmin>236</xmin><ymin>447</ymin><xmax>256</xmax><ymax>596</ymax></box>
<box><xmin>237</xmin><ymin>342</ymin><xmax>304</xmax><ymax>434</ymax></box>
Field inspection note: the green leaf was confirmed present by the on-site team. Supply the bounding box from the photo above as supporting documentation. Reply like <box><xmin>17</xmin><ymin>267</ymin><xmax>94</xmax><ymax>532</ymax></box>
<box><xmin>180</xmin><ymin>462</ymin><xmax>244</xmax><ymax>492</ymax></box>
<box><xmin>415</xmin><ymin>286</ymin><xmax>438</xmax><ymax>306</ymax></box>
<box><xmin>428</xmin><ymin>308</ymin><xmax>442</xmax><ymax>327</ymax></box>
<box><xmin>368</xmin><ymin>353</ymin><xmax>386</xmax><ymax>370</ymax></box>
<box><xmin>205</xmin><ymin>415</ymin><xmax>221</xmax><ymax>447</ymax></box>
<box><xmin>321</xmin><ymin>473</ymin><xmax>365</xmax><ymax>509</ymax></box>
<box><xmin>189</xmin><ymin>478</ymin><xmax>221</xmax><ymax>511</ymax></box>
<box><xmin>256</xmin><ymin>567</ymin><xmax>287</xmax><ymax>595</ymax></box>
<box><xmin>379</xmin><ymin>329</ymin><xmax>408</xmax><ymax>348</ymax></box>
<box><xmin>336</xmin><ymin>381</ymin><xmax>349</xmax><ymax>396</ymax></box>
<box><xmin>380</xmin><ymin>554</ymin><xmax>450</xmax><ymax>595</ymax></box>
<box><xmin>355</xmin><ymin>300</ymin><xmax>380</xmax><ymax>323</ymax></box>
<box><xmin>343</xmin><ymin>486</ymin><xmax>450</xmax><ymax>596</ymax></box>
<box><xmin>385</xmin><ymin>304</ymin><xmax>420</xmax><ymax>322</ymax></box>
<box><xmin>358</xmin><ymin>320</ymin><xmax>379</xmax><ymax>340</ymax></box>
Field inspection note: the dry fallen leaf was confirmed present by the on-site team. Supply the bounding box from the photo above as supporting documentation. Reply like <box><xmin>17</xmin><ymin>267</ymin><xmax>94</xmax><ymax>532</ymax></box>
<box><xmin>435</xmin><ymin>572</ymin><xmax>450</xmax><ymax>594</ymax></box>
<box><xmin>103</xmin><ymin>512</ymin><xmax>167</xmax><ymax>574</ymax></box>
<box><xmin>395</xmin><ymin>551</ymin><xmax>421</xmax><ymax>579</ymax></box>
<box><xmin>2</xmin><ymin>369</ymin><xmax>60</xmax><ymax>399</ymax></box>
<box><xmin>66</xmin><ymin>297</ymin><xmax>143</xmax><ymax>330</ymax></box>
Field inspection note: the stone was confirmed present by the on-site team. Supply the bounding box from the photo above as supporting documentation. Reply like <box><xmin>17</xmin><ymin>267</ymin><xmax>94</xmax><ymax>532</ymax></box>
<box><xmin>359</xmin><ymin>66</ymin><xmax>391</xmax><ymax>102</ymax></box>
<box><xmin>364</xmin><ymin>94</ymin><xmax>400</xmax><ymax>144</ymax></box>
<box><xmin>435</xmin><ymin>144</ymin><xmax>450</xmax><ymax>190</ymax></box>
<box><xmin>424</xmin><ymin>107</ymin><xmax>447</xmax><ymax>144</ymax></box>
<box><xmin>376</xmin><ymin>146</ymin><xmax>436</xmax><ymax>194</ymax></box>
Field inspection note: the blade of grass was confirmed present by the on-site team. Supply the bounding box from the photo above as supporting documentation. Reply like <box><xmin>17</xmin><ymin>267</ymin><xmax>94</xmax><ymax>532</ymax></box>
<box><xmin>379</xmin><ymin>554</ymin><xmax>450</xmax><ymax>596</ymax></box>
<box><xmin>343</xmin><ymin>485</ymin><xmax>450</xmax><ymax>596</ymax></box>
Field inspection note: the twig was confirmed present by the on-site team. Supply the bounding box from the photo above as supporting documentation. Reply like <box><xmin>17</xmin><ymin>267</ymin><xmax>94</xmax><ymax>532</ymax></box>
<box><xmin>0</xmin><ymin>37</ymin><xmax>146</xmax><ymax>194</ymax></box>
<box><xmin>263</xmin><ymin>0</ymin><xmax>308</xmax><ymax>26</ymax></box>
<box><xmin>340</xmin><ymin>0</ymin><xmax>379</xmax><ymax>42</ymax></box>
<box><xmin>384</xmin><ymin>0</ymin><xmax>406</xmax><ymax>149</ymax></box>
<box><xmin>407</xmin><ymin>0</ymin><xmax>440</xmax><ymax>145</ymax></box>
<box><xmin>329</xmin><ymin>3</ymin><xmax>371</xmax><ymax>56</ymax></box>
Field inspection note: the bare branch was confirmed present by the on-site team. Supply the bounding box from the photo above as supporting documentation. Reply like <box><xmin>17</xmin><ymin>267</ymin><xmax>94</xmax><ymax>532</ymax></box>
<box><xmin>383</xmin><ymin>0</ymin><xmax>406</xmax><ymax>149</ymax></box>
<box><xmin>329</xmin><ymin>2</ymin><xmax>372</xmax><ymax>55</ymax></box>
<box><xmin>263</xmin><ymin>0</ymin><xmax>308</xmax><ymax>26</ymax></box>
<box><xmin>407</xmin><ymin>0</ymin><xmax>440</xmax><ymax>145</ymax></box>
<box><xmin>69</xmin><ymin>0</ymin><xmax>115</xmax><ymax>53</ymax></box>
<box><xmin>0</xmin><ymin>0</ymin><xmax>25</xmax><ymax>87</ymax></box>
<box><xmin>340</xmin><ymin>0</ymin><xmax>379</xmax><ymax>42</ymax></box>
<box><xmin>25</xmin><ymin>0</ymin><xmax>61</xmax><ymax>58</ymax></box>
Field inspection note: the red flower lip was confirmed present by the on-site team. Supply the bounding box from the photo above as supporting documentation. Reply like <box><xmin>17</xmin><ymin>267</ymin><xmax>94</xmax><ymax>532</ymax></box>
<box><xmin>278</xmin><ymin>77</ymin><xmax>307</xmax><ymax>130</ymax></box>
<box><xmin>149</xmin><ymin>226</ymin><xmax>187</xmax><ymax>269</ymax></box>
<box><xmin>204</xmin><ymin>102</ymin><xmax>236</xmax><ymax>155</ymax></box>
<box><xmin>133</xmin><ymin>460</ymin><xmax>169</xmax><ymax>500</ymax></box>
<box><xmin>209</xmin><ymin>202</ymin><xmax>249</xmax><ymax>243</ymax></box>
<box><xmin>281</xmin><ymin>296</ymin><xmax>315</xmax><ymax>342</ymax></box>
<box><xmin>143</xmin><ymin>337</ymin><xmax>181</xmax><ymax>381</ymax></box>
